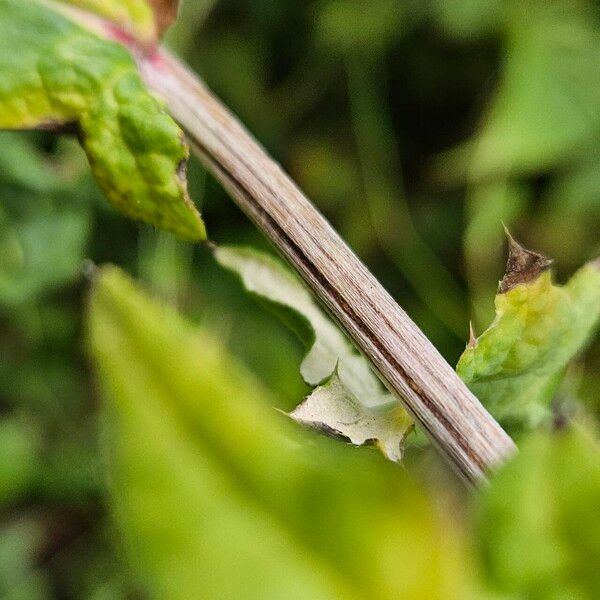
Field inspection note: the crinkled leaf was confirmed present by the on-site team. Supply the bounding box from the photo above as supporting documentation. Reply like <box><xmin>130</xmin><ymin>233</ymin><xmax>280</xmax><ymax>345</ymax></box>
<box><xmin>477</xmin><ymin>429</ymin><xmax>600</xmax><ymax>600</ymax></box>
<box><xmin>0</xmin><ymin>0</ymin><xmax>205</xmax><ymax>241</ymax></box>
<box><xmin>214</xmin><ymin>245</ymin><xmax>413</xmax><ymax>461</ymax></box>
<box><xmin>457</xmin><ymin>236</ymin><xmax>600</xmax><ymax>432</ymax></box>
<box><xmin>87</xmin><ymin>266</ymin><xmax>470</xmax><ymax>600</ymax></box>
<box><xmin>59</xmin><ymin>0</ymin><xmax>180</xmax><ymax>43</ymax></box>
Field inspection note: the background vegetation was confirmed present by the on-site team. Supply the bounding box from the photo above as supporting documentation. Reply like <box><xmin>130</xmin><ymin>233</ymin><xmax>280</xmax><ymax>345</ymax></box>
<box><xmin>1</xmin><ymin>0</ymin><xmax>599</xmax><ymax>597</ymax></box>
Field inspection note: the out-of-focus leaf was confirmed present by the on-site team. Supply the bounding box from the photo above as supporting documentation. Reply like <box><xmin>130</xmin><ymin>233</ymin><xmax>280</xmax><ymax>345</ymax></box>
<box><xmin>316</xmin><ymin>0</ymin><xmax>407</xmax><ymax>55</ymax></box>
<box><xmin>477</xmin><ymin>428</ymin><xmax>600</xmax><ymax>600</ymax></box>
<box><xmin>547</xmin><ymin>155</ymin><xmax>600</xmax><ymax>215</ymax></box>
<box><xmin>457</xmin><ymin>235</ymin><xmax>600</xmax><ymax>431</ymax></box>
<box><xmin>430</xmin><ymin>0</ymin><xmax>502</xmax><ymax>40</ymax></box>
<box><xmin>288</xmin><ymin>136</ymin><xmax>360</xmax><ymax>211</ymax></box>
<box><xmin>214</xmin><ymin>245</ymin><xmax>413</xmax><ymax>461</ymax></box>
<box><xmin>0</xmin><ymin>419</ymin><xmax>38</xmax><ymax>506</ymax></box>
<box><xmin>537</xmin><ymin>156</ymin><xmax>600</xmax><ymax>267</ymax></box>
<box><xmin>0</xmin><ymin>519</ymin><xmax>50</xmax><ymax>599</ymax></box>
<box><xmin>60</xmin><ymin>0</ymin><xmax>180</xmax><ymax>43</ymax></box>
<box><xmin>0</xmin><ymin>133</ymin><xmax>63</xmax><ymax>193</ymax></box>
<box><xmin>88</xmin><ymin>266</ymin><xmax>470</xmax><ymax>600</ymax></box>
<box><xmin>0</xmin><ymin>208</ymin><xmax>89</xmax><ymax>306</ymax></box>
<box><xmin>0</xmin><ymin>0</ymin><xmax>205</xmax><ymax>241</ymax></box>
<box><xmin>472</xmin><ymin>6</ymin><xmax>600</xmax><ymax>178</ymax></box>
<box><xmin>464</xmin><ymin>180</ymin><xmax>529</xmax><ymax>326</ymax></box>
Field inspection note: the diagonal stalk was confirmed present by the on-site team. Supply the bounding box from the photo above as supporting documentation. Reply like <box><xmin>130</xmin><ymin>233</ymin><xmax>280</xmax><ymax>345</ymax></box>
<box><xmin>136</xmin><ymin>49</ymin><xmax>516</xmax><ymax>485</ymax></box>
<box><xmin>60</xmin><ymin>2</ymin><xmax>516</xmax><ymax>484</ymax></box>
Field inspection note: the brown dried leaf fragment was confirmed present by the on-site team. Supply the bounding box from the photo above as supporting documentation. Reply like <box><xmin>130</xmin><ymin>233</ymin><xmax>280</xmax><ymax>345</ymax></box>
<box><xmin>149</xmin><ymin>0</ymin><xmax>179</xmax><ymax>38</ymax></box>
<box><xmin>499</xmin><ymin>229</ymin><xmax>553</xmax><ymax>293</ymax></box>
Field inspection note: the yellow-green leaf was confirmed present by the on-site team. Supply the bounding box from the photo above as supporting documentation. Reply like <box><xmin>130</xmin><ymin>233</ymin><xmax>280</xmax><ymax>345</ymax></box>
<box><xmin>87</xmin><ymin>266</ymin><xmax>470</xmax><ymax>600</ymax></box>
<box><xmin>0</xmin><ymin>0</ymin><xmax>205</xmax><ymax>241</ymax></box>
<box><xmin>457</xmin><ymin>235</ymin><xmax>600</xmax><ymax>431</ymax></box>
<box><xmin>477</xmin><ymin>428</ymin><xmax>600</xmax><ymax>600</ymax></box>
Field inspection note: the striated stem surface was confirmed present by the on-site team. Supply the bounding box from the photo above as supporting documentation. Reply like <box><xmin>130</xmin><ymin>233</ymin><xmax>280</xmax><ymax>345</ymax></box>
<box><xmin>134</xmin><ymin>49</ymin><xmax>516</xmax><ymax>484</ymax></box>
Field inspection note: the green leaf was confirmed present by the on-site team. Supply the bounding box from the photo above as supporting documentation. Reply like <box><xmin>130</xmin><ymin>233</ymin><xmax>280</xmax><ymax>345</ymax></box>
<box><xmin>316</xmin><ymin>0</ymin><xmax>406</xmax><ymax>55</ymax></box>
<box><xmin>0</xmin><ymin>132</ymin><xmax>64</xmax><ymax>193</ymax></box>
<box><xmin>0</xmin><ymin>208</ymin><xmax>89</xmax><ymax>305</ymax></box>
<box><xmin>59</xmin><ymin>0</ymin><xmax>180</xmax><ymax>43</ymax></box>
<box><xmin>477</xmin><ymin>428</ymin><xmax>600</xmax><ymax>600</ymax></box>
<box><xmin>471</xmin><ymin>6</ymin><xmax>600</xmax><ymax>178</ymax></box>
<box><xmin>0</xmin><ymin>134</ymin><xmax>91</xmax><ymax>306</ymax></box>
<box><xmin>457</xmin><ymin>234</ymin><xmax>600</xmax><ymax>432</ymax></box>
<box><xmin>214</xmin><ymin>245</ymin><xmax>413</xmax><ymax>461</ymax></box>
<box><xmin>0</xmin><ymin>418</ymin><xmax>38</xmax><ymax>506</ymax></box>
<box><xmin>0</xmin><ymin>519</ymin><xmax>50</xmax><ymax>599</ymax></box>
<box><xmin>87</xmin><ymin>266</ymin><xmax>471</xmax><ymax>600</ymax></box>
<box><xmin>429</xmin><ymin>0</ymin><xmax>502</xmax><ymax>41</ymax></box>
<box><xmin>0</xmin><ymin>0</ymin><xmax>205</xmax><ymax>241</ymax></box>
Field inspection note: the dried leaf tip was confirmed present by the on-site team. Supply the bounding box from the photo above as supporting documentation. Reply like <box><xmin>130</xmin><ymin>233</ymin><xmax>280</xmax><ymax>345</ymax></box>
<box><xmin>499</xmin><ymin>229</ymin><xmax>553</xmax><ymax>293</ymax></box>
<box><xmin>467</xmin><ymin>321</ymin><xmax>478</xmax><ymax>349</ymax></box>
<box><xmin>590</xmin><ymin>256</ymin><xmax>600</xmax><ymax>271</ymax></box>
<box><xmin>149</xmin><ymin>0</ymin><xmax>180</xmax><ymax>39</ymax></box>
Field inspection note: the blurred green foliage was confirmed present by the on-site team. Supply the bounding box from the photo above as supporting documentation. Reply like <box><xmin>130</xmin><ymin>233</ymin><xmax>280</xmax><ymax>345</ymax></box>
<box><xmin>478</xmin><ymin>429</ymin><xmax>600</xmax><ymax>600</ymax></box>
<box><xmin>1</xmin><ymin>0</ymin><xmax>599</xmax><ymax>597</ymax></box>
<box><xmin>89</xmin><ymin>266</ymin><xmax>472</xmax><ymax>600</ymax></box>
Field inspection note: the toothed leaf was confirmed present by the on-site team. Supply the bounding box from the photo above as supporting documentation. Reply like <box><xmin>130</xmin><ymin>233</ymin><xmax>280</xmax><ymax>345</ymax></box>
<box><xmin>214</xmin><ymin>245</ymin><xmax>414</xmax><ymax>461</ymax></box>
<box><xmin>457</xmin><ymin>237</ymin><xmax>600</xmax><ymax>431</ymax></box>
<box><xmin>0</xmin><ymin>0</ymin><xmax>205</xmax><ymax>241</ymax></box>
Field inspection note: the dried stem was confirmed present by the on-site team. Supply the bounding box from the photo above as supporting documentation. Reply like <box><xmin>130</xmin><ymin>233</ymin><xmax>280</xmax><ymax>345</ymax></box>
<box><xmin>133</xmin><ymin>49</ymin><xmax>516</xmax><ymax>485</ymax></box>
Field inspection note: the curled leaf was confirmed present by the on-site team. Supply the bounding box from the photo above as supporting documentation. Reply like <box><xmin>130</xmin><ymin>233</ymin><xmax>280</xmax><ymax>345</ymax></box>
<box><xmin>291</xmin><ymin>372</ymin><xmax>413</xmax><ymax>462</ymax></box>
<box><xmin>457</xmin><ymin>234</ymin><xmax>600</xmax><ymax>431</ymax></box>
<box><xmin>0</xmin><ymin>0</ymin><xmax>205</xmax><ymax>241</ymax></box>
<box><xmin>214</xmin><ymin>245</ymin><xmax>414</xmax><ymax>461</ymax></box>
